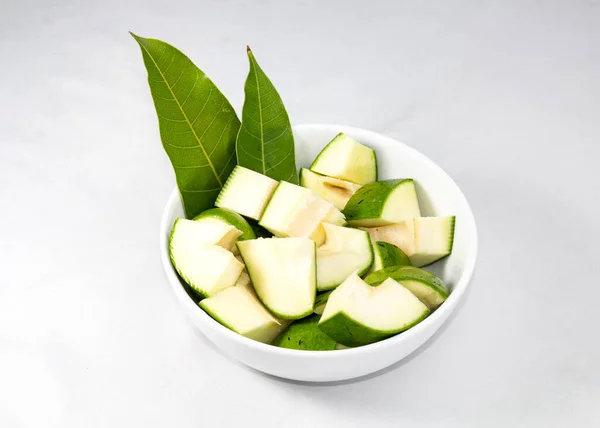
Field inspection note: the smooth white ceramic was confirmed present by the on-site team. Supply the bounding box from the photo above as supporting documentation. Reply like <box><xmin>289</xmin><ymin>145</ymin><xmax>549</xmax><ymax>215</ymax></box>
<box><xmin>160</xmin><ymin>124</ymin><xmax>478</xmax><ymax>382</ymax></box>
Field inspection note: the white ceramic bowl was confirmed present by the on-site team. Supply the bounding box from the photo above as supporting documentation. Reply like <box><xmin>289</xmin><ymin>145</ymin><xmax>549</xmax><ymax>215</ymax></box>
<box><xmin>160</xmin><ymin>124</ymin><xmax>478</xmax><ymax>382</ymax></box>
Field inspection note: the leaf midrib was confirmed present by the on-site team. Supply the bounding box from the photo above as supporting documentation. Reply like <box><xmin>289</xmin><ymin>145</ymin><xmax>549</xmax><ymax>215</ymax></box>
<box><xmin>137</xmin><ymin>38</ymin><xmax>223</xmax><ymax>186</ymax></box>
<box><xmin>250</xmin><ymin>54</ymin><xmax>266</xmax><ymax>175</ymax></box>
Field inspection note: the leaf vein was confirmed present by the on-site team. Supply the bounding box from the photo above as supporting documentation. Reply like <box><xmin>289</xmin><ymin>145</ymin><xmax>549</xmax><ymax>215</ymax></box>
<box><xmin>157</xmin><ymin>113</ymin><xmax>187</xmax><ymax>123</ymax></box>
<box><xmin>163</xmin><ymin>140</ymin><xmax>201</xmax><ymax>149</ymax></box>
<box><xmin>162</xmin><ymin>53</ymin><xmax>177</xmax><ymax>74</ymax></box>
<box><xmin>181</xmin><ymin>69</ymin><xmax>199</xmax><ymax>106</ymax></box>
<box><xmin>239</xmin><ymin>144</ymin><xmax>263</xmax><ymax>162</ymax></box>
<box><xmin>208</xmin><ymin>115</ymin><xmax>235</xmax><ymax>158</ymax></box>
<box><xmin>152</xmin><ymin>92</ymin><xmax>175</xmax><ymax>102</ymax></box>
<box><xmin>267</xmin><ymin>149</ymin><xmax>292</xmax><ymax>170</ymax></box>
<box><xmin>171</xmin><ymin>63</ymin><xmax>187</xmax><ymax>88</ymax></box>
<box><xmin>156</xmin><ymin>44</ymin><xmax>168</xmax><ymax>62</ymax></box>
<box><xmin>190</xmin><ymin>86</ymin><xmax>213</xmax><ymax>125</ymax></box>
<box><xmin>242</xmin><ymin>128</ymin><xmax>263</xmax><ymax>141</ymax></box>
<box><xmin>260</xmin><ymin>97</ymin><xmax>280</xmax><ymax>111</ymax></box>
<box><xmin>251</xmin><ymin>56</ymin><xmax>266</xmax><ymax>174</ymax></box>
<box><xmin>264</xmin><ymin>124</ymin><xmax>291</xmax><ymax>145</ymax></box>
<box><xmin>262</xmin><ymin>109</ymin><xmax>285</xmax><ymax>126</ymax></box>
<box><xmin>218</xmin><ymin>149</ymin><xmax>237</xmax><ymax>178</ymax></box>
<box><xmin>196</xmin><ymin>99</ymin><xmax>227</xmax><ymax>149</ymax></box>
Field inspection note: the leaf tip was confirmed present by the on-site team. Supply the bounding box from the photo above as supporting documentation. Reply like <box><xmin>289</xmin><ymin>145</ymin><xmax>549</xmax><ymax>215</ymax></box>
<box><xmin>246</xmin><ymin>45</ymin><xmax>252</xmax><ymax>55</ymax></box>
<box><xmin>129</xmin><ymin>32</ymin><xmax>145</xmax><ymax>46</ymax></box>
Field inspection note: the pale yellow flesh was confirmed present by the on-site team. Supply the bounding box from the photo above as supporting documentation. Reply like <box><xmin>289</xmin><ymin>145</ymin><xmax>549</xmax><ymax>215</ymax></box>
<box><xmin>397</xmin><ymin>280</ymin><xmax>446</xmax><ymax>310</ymax></box>
<box><xmin>321</xmin><ymin>274</ymin><xmax>428</xmax><ymax>331</ymax></box>
<box><xmin>259</xmin><ymin>181</ymin><xmax>306</xmax><ymax>233</ymax></box>
<box><xmin>413</xmin><ymin>216</ymin><xmax>454</xmax><ymax>264</ymax></box>
<box><xmin>364</xmin><ymin>220</ymin><xmax>415</xmax><ymax>256</ymax></box>
<box><xmin>260</xmin><ymin>182</ymin><xmax>345</xmax><ymax>246</ymax></box>
<box><xmin>171</xmin><ymin>244</ymin><xmax>244</xmax><ymax>297</ymax></box>
<box><xmin>316</xmin><ymin>224</ymin><xmax>372</xmax><ymax>290</ymax></box>
<box><xmin>194</xmin><ymin>217</ymin><xmax>242</xmax><ymax>254</ymax></box>
<box><xmin>234</xmin><ymin>270</ymin><xmax>251</xmax><ymax>289</ymax></box>
<box><xmin>311</xmin><ymin>134</ymin><xmax>376</xmax><ymax>185</ymax></box>
<box><xmin>380</xmin><ymin>181</ymin><xmax>421</xmax><ymax>223</ymax></box>
<box><xmin>287</xmin><ymin>193</ymin><xmax>337</xmax><ymax>246</ymax></box>
<box><xmin>200</xmin><ymin>286</ymin><xmax>287</xmax><ymax>343</ymax></box>
<box><xmin>323</xmin><ymin>207</ymin><xmax>347</xmax><ymax>226</ymax></box>
<box><xmin>171</xmin><ymin>218</ymin><xmax>242</xmax><ymax>252</ymax></box>
<box><xmin>364</xmin><ymin>216</ymin><xmax>454</xmax><ymax>267</ymax></box>
<box><xmin>216</xmin><ymin>166</ymin><xmax>278</xmax><ymax>220</ymax></box>
<box><xmin>234</xmin><ymin>255</ymin><xmax>252</xmax><ymax>290</ymax></box>
<box><xmin>237</xmin><ymin>237</ymin><xmax>316</xmax><ymax>318</ymax></box>
<box><xmin>300</xmin><ymin>168</ymin><xmax>362</xmax><ymax>210</ymax></box>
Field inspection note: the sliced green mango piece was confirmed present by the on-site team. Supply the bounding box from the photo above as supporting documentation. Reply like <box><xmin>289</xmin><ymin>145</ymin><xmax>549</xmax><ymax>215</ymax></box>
<box><xmin>237</xmin><ymin>237</ymin><xmax>316</xmax><ymax>320</ymax></box>
<box><xmin>343</xmin><ymin>179</ymin><xmax>421</xmax><ymax>227</ymax></box>
<box><xmin>411</xmin><ymin>216</ymin><xmax>455</xmax><ymax>267</ymax></box>
<box><xmin>310</xmin><ymin>133</ymin><xmax>377</xmax><ymax>185</ymax></box>
<box><xmin>171</xmin><ymin>217</ymin><xmax>242</xmax><ymax>252</ymax></box>
<box><xmin>169</xmin><ymin>219</ymin><xmax>244</xmax><ymax>297</ymax></box>
<box><xmin>200</xmin><ymin>285</ymin><xmax>288</xmax><ymax>343</ymax></box>
<box><xmin>216</xmin><ymin>166</ymin><xmax>278</xmax><ymax>220</ymax></box>
<box><xmin>318</xmin><ymin>273</ymin><xmax>429</xmax><ymax>347</ymax></box>
<box><xmin>364</xmin><ymin>265</ymin><xmax>449</xmax><ymax>310</ymax></box>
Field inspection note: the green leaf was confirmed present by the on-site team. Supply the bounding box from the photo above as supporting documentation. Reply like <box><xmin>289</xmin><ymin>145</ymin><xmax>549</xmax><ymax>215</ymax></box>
<box><xmin>131</xmin><ymin>33</ymin><xmax>241</xmax><ymax>218</ymax></box>
<box><xmin>236</xmin><ymin>47</ymin><xmax>298</xmax><ymax>184</ymax></box>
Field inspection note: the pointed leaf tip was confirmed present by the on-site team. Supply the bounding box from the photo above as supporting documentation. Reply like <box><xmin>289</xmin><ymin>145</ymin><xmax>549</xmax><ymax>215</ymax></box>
<box><xmin>130</xmin><ymin>32</ymin><xmax>146</xmax><ymax>46</ymax></box>
<box><xmin>246</xmin><ymin>45</ymin><xmax>252</xmax><ymax>54</ymax></box>
<box><xmin>237</xmin><ymin>46</ymin><xmax>298</xmax><ymax>183</ymax></box>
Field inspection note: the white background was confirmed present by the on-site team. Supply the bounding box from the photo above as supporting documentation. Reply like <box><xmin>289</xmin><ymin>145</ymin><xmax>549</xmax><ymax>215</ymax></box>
<box><xmin>1</xmin><ymin>0</ymin><xmax>599</xmax><ymax>426</ymax></box>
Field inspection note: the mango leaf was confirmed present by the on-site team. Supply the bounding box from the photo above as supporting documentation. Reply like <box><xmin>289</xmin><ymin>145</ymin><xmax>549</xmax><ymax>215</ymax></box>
<box><xmin>236</xmin><ymin>47</ymin><xmax>298</xmax><ymax>184</ymax></box>
<box><xmin>131</xmin><ymin>33</ymin><xmax>240</xmax><ymax>218</ymax></box>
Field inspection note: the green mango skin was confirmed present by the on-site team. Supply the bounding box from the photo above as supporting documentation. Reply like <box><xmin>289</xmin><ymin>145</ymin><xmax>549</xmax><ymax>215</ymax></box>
<box><xmin>272</xmin><ymin>314</ymin><xmax>337</xmax><ymax>350</ymax></box>
<box><xmin>364</xmin><ymin>266</ymin><xmax>449</xmax><ymax>309</ymax></box>
<box><xmin>343</xmin><ymin>179</ymin><xmax>408</xmax><ymax>221</ymax></box>
<box><xmin>318</xmin><ymin>309</ymin><xmax>428</xmax><ymax>347</ymax></box>
<box><xmin>373</xmin><ymin>241</ymin><xmax>412</xmax><ymax>270</ymax></box>
<box><xmin>193</xmin><ymin>208</ymin><xmax>256</xmax><ymax>241</ymax></box>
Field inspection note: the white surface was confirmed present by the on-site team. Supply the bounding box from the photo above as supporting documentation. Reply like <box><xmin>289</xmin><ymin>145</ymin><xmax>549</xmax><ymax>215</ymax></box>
<box><xmin>160</xmin><ymin>124</ymin><xmax>478</xmax><ymax>382</ymax></box>
<box><xmin>0</xmin><ymin>0</ymin><xmax>599</xmax><ymax>426</ymax></box>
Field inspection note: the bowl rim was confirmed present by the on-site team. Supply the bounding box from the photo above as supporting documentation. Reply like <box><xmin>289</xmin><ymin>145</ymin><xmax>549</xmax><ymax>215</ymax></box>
<box><xmin>160</xmin><ymin>123</ymin><xmax>478</xmax><ymax>358</ymax></box>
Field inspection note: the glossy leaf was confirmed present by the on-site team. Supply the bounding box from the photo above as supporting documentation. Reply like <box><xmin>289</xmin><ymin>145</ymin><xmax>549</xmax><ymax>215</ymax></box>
<box><xmin>236</xmin><ymin>47</ymin><xmax>298</xmax><ymax>184</ymax></box>
<box><xmin>132</xmin><ymin>34</ymin><xmax>240</xmax><ymax>218</ymax></box>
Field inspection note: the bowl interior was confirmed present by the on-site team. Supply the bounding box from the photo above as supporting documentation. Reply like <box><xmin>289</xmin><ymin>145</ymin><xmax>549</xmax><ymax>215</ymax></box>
<box><xmin>161</xmin><ymin>123</ymin><xmax>477</xmax><ymax>348</ymax></box>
